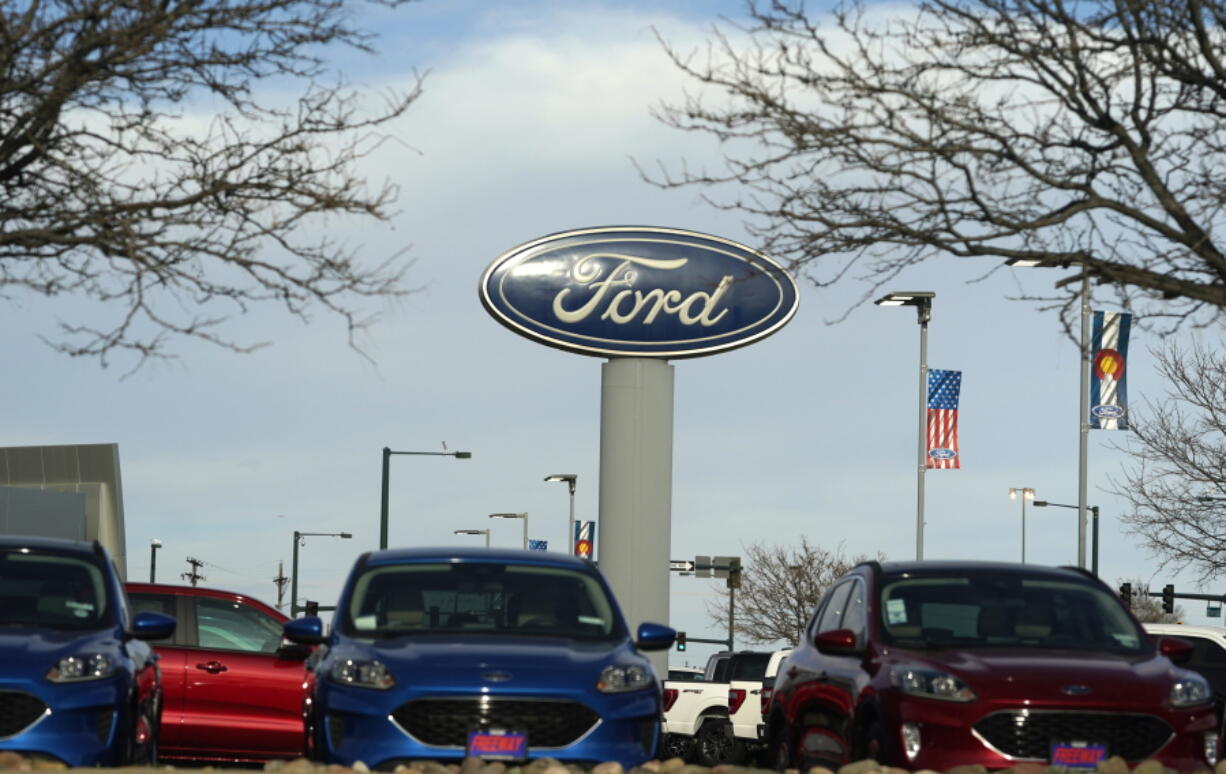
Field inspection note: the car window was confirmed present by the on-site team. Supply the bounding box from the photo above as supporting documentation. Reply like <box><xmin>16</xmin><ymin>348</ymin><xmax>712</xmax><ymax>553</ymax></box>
<box><xmin>1179</xmin><ymin>635</ymin><xmax>1226</xmax><ymax>666</ymax></box>
<box><xmin>728</xmin><ymin>654</ymin><xmax>771</xmax><ymax>680</ymax></box>
<box><xmin>880</xmin><ymin>571</ymin><xmax>1145</xmax><ymax>652</ymax></box>
<box><xmin>342</xmin><ymin>562</ymin><xmax>620</xmax><ymax>640</ymax></box>
<box><xmin>195</xmin><ymin>597</ymin><xmax>284</xmax><ymax>653</ymax></box>
<box><xmin>816</xmin><ymin>581</ymin><xmax>853</xmax><ymax>633</ymax></box>
<box><xmin>841</xmin><ymin>579</ymin><xmax>867</xmax><ymax>639</ymax></box>
<box><xmin>0</xmin><ymin>549</ymin><xmax>110</xmax><ymax>630</ymax></box>
<box><xmin>129</xmin><ymin>593</ymin><xmax>176</xmax><ymax>618</ymax></box>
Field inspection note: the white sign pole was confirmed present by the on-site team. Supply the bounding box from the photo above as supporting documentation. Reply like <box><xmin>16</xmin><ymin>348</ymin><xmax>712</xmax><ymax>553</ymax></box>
<box><xmin>598</xmin><ymin>357</ymin><xmax>674</xmax><ymax>677</ymax></box>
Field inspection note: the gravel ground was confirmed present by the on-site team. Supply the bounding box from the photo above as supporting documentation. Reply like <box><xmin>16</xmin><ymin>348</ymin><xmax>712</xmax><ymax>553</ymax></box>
<box><xmin>1</xmin><ymin>752</ymin><xmax>1224</xmax><ymax>774</ymax></box>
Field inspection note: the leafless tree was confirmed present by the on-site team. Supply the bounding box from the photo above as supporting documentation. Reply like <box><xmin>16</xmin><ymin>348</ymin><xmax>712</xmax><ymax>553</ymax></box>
<box><xmin>0</xmin><ymin>0</ymin><xmax>423</xmax><ymax>370</ymax></box>
<box><xmin>648</xmin><ymin>0</ymin><xmax>1226</xmax><ymax>335</ymax></box>
<box><xmin>706</xmin><ymin>538</ymin><xmax>876</xmax><ymax>646</ymax></box>
<box><xmin>1110</xmin><ymin>340</ymin><xmax>1226</xmax><ymax>582</ymax></box>
<box><xmin>1117</xmin><ymin>577</ymin><xmax>1184</xmax><ymax>623</ymax></box>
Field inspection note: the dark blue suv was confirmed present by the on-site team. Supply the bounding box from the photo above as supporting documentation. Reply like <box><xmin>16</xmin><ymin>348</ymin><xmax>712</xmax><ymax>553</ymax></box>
<box><xmin>285</xmin><ymin>547</ymin><xmax>675</xmax><ymax>769</ymax></box>
<box><xmin>0</xmin><ymin>536</ymin><xmax>176</xmax><ymax>766</ymax></box>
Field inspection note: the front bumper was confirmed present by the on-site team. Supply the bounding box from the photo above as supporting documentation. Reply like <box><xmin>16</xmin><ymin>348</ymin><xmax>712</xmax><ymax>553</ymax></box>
<box><xmin>0</xmin><ymin>679</ymin><xmax>130</xmax><ymax>767</ymax></box>
<box><xmin>314</xmin><ymin>683</ymin><xmax>661</xmax><ymax>769</ymax></box>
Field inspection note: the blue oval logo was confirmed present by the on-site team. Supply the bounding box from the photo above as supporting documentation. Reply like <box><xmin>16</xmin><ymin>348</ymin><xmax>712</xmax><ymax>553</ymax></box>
<box><xmin>479</xmin><ymin>227</ymin><xmax>799</xmax><ymax>358</ymax></box>
<box><xmin>1092</xmin><ymin>405</ymin><xmax>1126</xmax><ymax>418</ymax></box>
<box><xmin>928</xmin><ymin>448</ymin><xmax>957</xmax><ymax>460</ymax></box>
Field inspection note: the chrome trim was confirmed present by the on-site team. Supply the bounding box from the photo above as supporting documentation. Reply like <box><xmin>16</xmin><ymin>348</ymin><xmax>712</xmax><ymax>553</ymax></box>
<box><xmin>0</xmin><ymin>703</ymin><xmax>51</xmax><ymax>741</ymax></box>
<box><xmin>389</xmin><ymin>696</ymin><xmax>603</xmax><ymax>751</ymax></box>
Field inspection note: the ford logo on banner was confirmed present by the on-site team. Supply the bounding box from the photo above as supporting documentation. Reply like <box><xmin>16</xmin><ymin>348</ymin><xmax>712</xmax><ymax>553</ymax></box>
<box><xmin>928</xmin><ymin>448</ymin><xmax>957</xmax><ymax>461</ymax></box>
<box><xmin>1092</xmin><ymin>405</ymin><xmax>1126</xmax><ymax>419</ymax></box>
<box><xmin>480</xmin><ymin>226</ymin><xmax>799</xmax><ymax>358</ymax></box>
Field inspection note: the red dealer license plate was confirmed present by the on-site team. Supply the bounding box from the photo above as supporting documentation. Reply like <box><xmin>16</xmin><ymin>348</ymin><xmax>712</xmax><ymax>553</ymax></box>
<box><xmin>1050</xmin><ymin>742</ymin><xmax>1107</xmax><ymax>768</ymax></box>
<box><xmin>467</xmin><ymin>730</ymin><xmax>527</xmax><ymax>759</ymax></box>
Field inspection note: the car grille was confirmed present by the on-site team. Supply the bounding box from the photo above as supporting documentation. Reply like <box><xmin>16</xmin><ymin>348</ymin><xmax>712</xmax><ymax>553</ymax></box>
<box><xmin>974</xmin><ymin>711</ymin><xmax>1173</xmax><ymax>761</ymax></box>
<box><xmin>0</xmin><ymin>691</ymin><xmax>48</xmax><ymax>738</ymax></box>
<box><xmin>392</xmin><ymin>697</ymin><xmax>600</xmax><ymax>748</ymax></box>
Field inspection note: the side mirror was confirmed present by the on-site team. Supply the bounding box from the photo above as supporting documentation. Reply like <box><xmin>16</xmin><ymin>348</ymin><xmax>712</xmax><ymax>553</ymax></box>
<box><xmin>814</xmin><ymin>628</ymin><xmax>860</xmax><ymax>656</ymax></box>
<box><xmin>635</xmin><ymin>622</ymin><xmax>676</xmax><ymax>651</ymax></box>
<box><xmin>284</xmin><ymin>616</ymin><xmax>326</xmax><ymax>645</ymax></box>
<box><xmin>1159</xmin><ymin>635</ymin><xmax>1194</xmax><ymax>665</ymax></box>
<box><xmin>130</xmin><ymin>611</ymin><xmax>176</xmax><ymax>641</ymax></box>
<box><xmin>276</xmin><ymin>641</ymin><xmax>314</xmax><ymax>660</ymax></box>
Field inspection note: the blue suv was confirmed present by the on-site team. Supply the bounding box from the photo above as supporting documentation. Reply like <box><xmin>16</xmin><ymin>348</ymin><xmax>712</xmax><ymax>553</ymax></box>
<box><xmin>285</xmin><ymin>547</ymin><xmax>675</xmax><ymax>769</ymax></box>
<box><xmin>0</xmin><ymin>536</ymin><xmax>176</xmax><ymax>766</ymax></box>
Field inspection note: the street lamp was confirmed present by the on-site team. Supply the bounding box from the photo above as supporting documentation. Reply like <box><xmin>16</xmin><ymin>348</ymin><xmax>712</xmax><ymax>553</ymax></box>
<box><xmin>1034</xmin><ymin>500</ymin><xmax>1101</xmax><ymax>576</ymax></box>
<box><xmin>290</xmin><ymin>530</ymin><xmax>352</xmax><ymax>617</ymax></box>
<box><xmin>380</xmin><ymin>446</ymin><xmax>472</xmax><ymax>549</ymax></box>
<box><xmin>874</xmin><ymin>291</ymin><xmax>935</xmax><ymax>560</ymax></box>
<box><xmin>454</xmin><ymin>528</ymin><xmax>491</xmax><ymax>547</ymax></box>
<box><xmin>1006</xmin><ymin>256</ymin><xmax>1091</xmax><ymax>569</ymax></box>
<box><xmin>489</xmin><ymin>512</ymin><xmax>529</xmax><ymax>549</ymax></box>
<box><xmin>1009</xmin><ymin>487</ymin><xmax>1036</xmax><ymax>562</ymax></box>
<box><xmin>545</xmin><ymin>474</ymin><xmax>577</xmax><ymax>554</ymax></box>
<box><xmin>149</xmin><ymin>539</ymin><xmax>162</xmax><ymax>583</ymax></box>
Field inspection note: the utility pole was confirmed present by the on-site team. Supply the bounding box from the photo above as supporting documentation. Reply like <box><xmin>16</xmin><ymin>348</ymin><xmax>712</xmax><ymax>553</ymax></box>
<box><xmin>273</xmin><ymin>561</ymin><xmax>289</xmax><ymax>610</ymax></box>
<box><xmin>182</xmin><ymin>557</ymin><xmax>206</xmax><ymax>587</ymax></box>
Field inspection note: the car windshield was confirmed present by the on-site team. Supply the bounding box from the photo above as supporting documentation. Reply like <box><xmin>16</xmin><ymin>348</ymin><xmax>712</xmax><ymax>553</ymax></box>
<box><xmin>879</xmin><ymin>571</ymin><xmax>1145</xmax><ymax>653</ymax></box>
<box><xmin>0</xmin><ymin>549</ymin><xmax>110</xmax><ymax>630</ymax></box>
<box><xmin>342</xmin><ymin>562</ymin><xmax>621</xmax><ymax>641</ymax></box>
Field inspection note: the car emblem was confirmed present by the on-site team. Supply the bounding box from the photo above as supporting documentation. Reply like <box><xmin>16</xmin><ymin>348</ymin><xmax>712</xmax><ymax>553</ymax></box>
<box><xmin>481</xmin><ymin>671</ymin><xmax>513</xmax><ymax>683</ymax></box>
<box><xmin>1061</xmin><ymin>684</ymin><xmax>1091</xmax><ymax>696</ymax></box>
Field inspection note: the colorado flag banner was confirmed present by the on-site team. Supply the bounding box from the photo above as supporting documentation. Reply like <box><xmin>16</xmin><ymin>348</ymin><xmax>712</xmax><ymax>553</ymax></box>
<box><xmin>1090</xmin><ymin>311</ymin><xmax>1131</xmax><ymax>430</ymax></box>
<box><xmin>927</xmin><ymin>369</ymin><xmax>961</xmax><ymax>469</ymax></box>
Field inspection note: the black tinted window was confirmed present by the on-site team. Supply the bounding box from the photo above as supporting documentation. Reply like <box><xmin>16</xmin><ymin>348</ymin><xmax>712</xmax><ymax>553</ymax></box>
<box><xmin>729</xmin><ymin>654</ymin><xmax>771</xmax><ymax>680</ymax></box>
<box><xmin>0</xmin><ymin>549</ymin><xmax>110</xmax><ymax>630</ymax></box>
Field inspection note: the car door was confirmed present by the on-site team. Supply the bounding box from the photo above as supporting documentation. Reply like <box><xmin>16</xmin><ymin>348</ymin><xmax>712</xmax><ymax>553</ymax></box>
<box><xmin>126</xmin><ymin>591</ymin><xmax>189</xmax><ymax>744</ymax></box>
<box><xmin>180</xmin><ymin>595</ymin><xmax>305</xmax><ymax>759</ymax></box>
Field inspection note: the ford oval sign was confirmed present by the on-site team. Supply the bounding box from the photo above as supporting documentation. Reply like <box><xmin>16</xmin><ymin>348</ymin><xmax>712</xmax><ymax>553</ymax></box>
<box><xmin>1092</xmin><ymin>405</ymin><xmax>1126</xmax><ymax>419</ymax></box>
<box><xmin>480</xmin><ymin>227</ymin><xmax>799</xmax><ymax>358</ymax></box>
<box><xmin>928</xmin><ymin>448</ymin><xmax>957</xmax><ymax>461</ymax></box>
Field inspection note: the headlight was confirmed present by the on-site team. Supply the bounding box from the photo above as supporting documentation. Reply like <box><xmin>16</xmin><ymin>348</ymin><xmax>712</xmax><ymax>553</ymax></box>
<box><xmin>1170</xmin><ymin>674</ymin><xmax>1212</xmax><ymax>708</ymax></box>
<box><xmin>597</xmin><ymin>664</ymin><xmax>653</xmax><ymax>693</ymax></box>
<box><xmin>891</xmin><ymin>665</ymin><xmax>975</xmax><ymax>702</ymax></box>
<box><xmin>328</xmin><ymin>659</ymin><xmax>395</xmax><ymax>690</ymax></box>
<box><xmin>47</xmin><ymin>654</ymin><xmax>116</xmax><ymax>683</ymax></box>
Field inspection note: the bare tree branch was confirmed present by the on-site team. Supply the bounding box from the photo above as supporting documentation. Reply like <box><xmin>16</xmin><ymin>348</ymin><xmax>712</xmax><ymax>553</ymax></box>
<box><xmin>0</xmin><ymin>0</ymin><xmax>424</xmax><ymax>370</ymax></box>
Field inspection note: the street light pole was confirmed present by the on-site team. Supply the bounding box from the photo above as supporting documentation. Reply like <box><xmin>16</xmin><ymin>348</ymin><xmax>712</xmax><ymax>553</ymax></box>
<box><xmin>290</xmin><ymin>530</ymin><xmax>352</xmax><ymax>617</ymax></box>
<box><xmin>875</xmin><ymin>291</ymin><xmax>935</xmax><ymax>560</ymax></box>
<box><xmin>545</xmin><ymin>474</ymin><xmax>577</xmax><ymax>554</ymax></box>
<box><xmin>454</xmin><ymin>529</ymin><xmax>491</xmax><ymax>547</ymax></box>
<box><xmin>489</xmin><ymin>512</ymin><xmax>529</xmax><ymax>549</ymax></box>
<box><xmin>1009</xmin><ymin>488</ymin><xmax>1035</xmax><ymax>562</ymax></box>
<box><xmin>1034</xmin><ymin>500</ymin><xmax>1100</xmax><ymax>575</ymax></box>
<box><xmin>149</xmin><ymin>539</ymin><xmax>161</xmax><ymax>583</ymax></box>
<box><xmin>380</xmin><ymin>446</ymin><xmax>472</xmax><ymax>550</ymax></box>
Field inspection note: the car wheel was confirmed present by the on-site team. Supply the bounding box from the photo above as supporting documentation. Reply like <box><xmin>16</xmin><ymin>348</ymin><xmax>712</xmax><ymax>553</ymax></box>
<box><xmin>694</xmin><ymin>718</ymin><xmax>741</xmax><ymax>766</ymax></box>
<box><xmin>661</xmin><ymin>732</ymin><xmax>694</xmax><ymax>761</ymax></box>
<box><xmin>861</xmin><ymin>719</ymin><xmax>893</xmax><ymax>765</ymax></box>
<box><xmin>126</xmin><ymin>704</ymin><xmax>158</xmax><ymax>766</ymax></box>
<box><xmin>771</xmin><ymin>725</ymin><xmax>793</xmax><ymax>772</ymax></box>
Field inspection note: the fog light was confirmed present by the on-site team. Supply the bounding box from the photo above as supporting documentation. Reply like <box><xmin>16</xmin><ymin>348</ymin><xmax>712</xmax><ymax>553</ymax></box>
<box><xmin>901</xmin><ymin>722</ymin><xmax>922</xmax><ymax>760</ymax></box>
<box><xmin>1204</xmin><ymin>731</ymin><xmax>1219</xmax><ymax>766</ymax></box>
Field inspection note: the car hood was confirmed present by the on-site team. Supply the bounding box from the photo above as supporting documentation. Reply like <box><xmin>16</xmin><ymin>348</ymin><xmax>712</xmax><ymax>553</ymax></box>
<box><xmin>897</xmin><ymin>647</ymin><xmax>1179</xmax><ymax>705</ymax></box>
<box><xmin>349</xmin><ymin>634</ymin><xmax>644</xmax><ymax>678</ymax></box>
<box><xmin>0</xmin><ymin>627</ymin><xmax>118</xmax><ymax>676</ymax></box>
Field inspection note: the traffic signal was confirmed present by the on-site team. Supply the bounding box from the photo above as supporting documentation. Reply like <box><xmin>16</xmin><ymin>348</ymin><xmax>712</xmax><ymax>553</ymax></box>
<box><xmin>1119</xmin><ymin>582</ymin><xmax>1132</xmax><ymax>608</ymax></box>
<box><xmin>1162</xmin><ymin>584</ymin><xmax>1175</xmax><ymax>614</ymax></box>
<box><xmin>676</xmin><ymin>631</ymin><xmax>687</xmax><ymax>651</ymax></box>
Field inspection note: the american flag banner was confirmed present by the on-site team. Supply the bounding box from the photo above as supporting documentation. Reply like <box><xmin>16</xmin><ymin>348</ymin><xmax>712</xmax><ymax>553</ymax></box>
<box><xmin>1090</xmin><ymin>311</ymin><xmax>1131</xmax><ymax>431</ymax></box>
<box><xmin>527</xmin><ymin>539</ymin><xmax>548</xmax><ymax>551</ymax></box>
<box><xmin>927</xmin><ymin>369</ymin><xmax>962</xmax><ymax>469</ymax></box>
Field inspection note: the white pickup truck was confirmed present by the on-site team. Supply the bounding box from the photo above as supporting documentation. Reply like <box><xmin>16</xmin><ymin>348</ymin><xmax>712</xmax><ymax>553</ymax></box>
<box><xmin>729</xmin><ymin>648</ymin><xmax>792</xmax><ymax>763</ymax></box>
<box><xmin>661</xmin><ymin>650</ymin><xmax>774</xmax><ymax>765</ymax></box>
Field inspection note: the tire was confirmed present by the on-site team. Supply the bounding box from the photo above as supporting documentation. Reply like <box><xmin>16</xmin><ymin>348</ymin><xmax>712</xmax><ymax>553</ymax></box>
<box><xmin>694</xmin><ymin>718</ymin><xmax>742</xmax><ymax>766</ymax></box>
<box><xmin>126</xmin><ymin>704</ymin><xmax>158</xmax><ymax>766</ymax></box>
<box><xmin>661</xmin><ymin>732</ymin><xmax>694</xmax><ymax>761</ymax></box>
<box><xmin>770</xmin><ymin>724</ymin><xmax>793</xmax><ymax>772</ymax></box>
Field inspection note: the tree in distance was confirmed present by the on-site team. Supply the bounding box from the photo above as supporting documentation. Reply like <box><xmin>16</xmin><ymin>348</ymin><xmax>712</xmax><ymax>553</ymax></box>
<box><xmin>0</xmin><ymin>0</ymin><xmax>423</xmax><ymax>370</ymax></box>
<box><xmin>1111</xmin><ymin>339</ymin><xmax>1226</xmax><ymax>583</ymax></box>
<box><xmin>705</xmin><ymin>538</ymin><xmax>876</xmax><ymax>647</ymax></box>
<box><xmin>647</xmin><ymin>0</ymin><xmax>1226</xmax><ymax>336</ymax></box>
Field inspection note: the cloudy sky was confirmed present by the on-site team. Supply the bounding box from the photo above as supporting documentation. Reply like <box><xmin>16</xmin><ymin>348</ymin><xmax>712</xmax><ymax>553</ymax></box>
<box><xmin>4</xmin><ymin>0</ymin><xmax>1222</xmax><ymax>665</ymax></box>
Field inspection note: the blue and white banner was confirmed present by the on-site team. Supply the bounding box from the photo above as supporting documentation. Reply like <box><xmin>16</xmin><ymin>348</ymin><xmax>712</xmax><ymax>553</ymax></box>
<box><xmin>573</xmin><ymin>520</ymin><xmax>595</xmax><ymax>558</ymax></box>
<box><xmin>527</xmin><ymin>539</ymin><xmax>548</xmax><ymax>551</ymax></box>
<box><xmin>1090</xmin><ymin>311</ymin><xmax>1131</xmax><ymax>430</ymax></box>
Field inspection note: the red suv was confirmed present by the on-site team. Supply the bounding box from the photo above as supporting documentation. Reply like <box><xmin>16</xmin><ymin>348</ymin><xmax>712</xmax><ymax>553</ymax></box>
<box><xmin>125</xmin><ymin>583</ymin><xmax>309</xmax><ymax>764</ymax></box>
<box><xmin>766</xmin><ymin>561</ymin><xmax>1220</xmax><ymax>772</ymax></box>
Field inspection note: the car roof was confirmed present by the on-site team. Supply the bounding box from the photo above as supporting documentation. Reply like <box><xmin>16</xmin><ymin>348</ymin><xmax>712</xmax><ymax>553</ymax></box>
<box><xmin>124</xmin><ymin>581</ymin><xmax>287</xmax><ymax>620</ymax></box>
<box><xmin>1143</xmin><ymin>622</ymin><xmax>1226</xmax><ymax>637</ymax></box>
<box><xmin>364</xmin><ymin>546</ymin><xmax>598</xmax><ymax>569</ymax></box>
<box><xmin>873</xmin><ymin>559</ymin><xmax>1091</xmax><ymax>580</ymax></box>
<box><xmin>0</xmin><ymin>534</ymin><xmax>101</xmax><ymax>556</ymax></box>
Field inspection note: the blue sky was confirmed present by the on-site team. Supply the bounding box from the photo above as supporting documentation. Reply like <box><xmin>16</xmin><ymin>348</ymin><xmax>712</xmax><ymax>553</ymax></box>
<box><xmin>3</xmin><ymin>0</ymin><xmax>1222</xmax><ymax>666</ymax></box>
